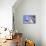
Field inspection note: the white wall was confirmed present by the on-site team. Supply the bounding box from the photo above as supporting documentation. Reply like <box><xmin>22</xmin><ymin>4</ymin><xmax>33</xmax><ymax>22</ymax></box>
<box><xmin>0</xmin><ymin>0</ymin><xmax>16</xmax><ymax>29</ymax></box>
<box><xmin>41</xmin><ymin>0</ymin><xmax>46</xmax><ymax>46</ymax></box>
<box><xmin>13</xmin><ymin>0</ymin><xmax>41</xmax><ymax>46</ymax></box>
<box><xmin>13</xmin><ymin>0</ymin><xmax>46</xmax><ymax>46</ymax></box>
<box><xmin>0</xmin><ymin>0</ymin><xmax>46</xmax><ymax>46</ymax></box>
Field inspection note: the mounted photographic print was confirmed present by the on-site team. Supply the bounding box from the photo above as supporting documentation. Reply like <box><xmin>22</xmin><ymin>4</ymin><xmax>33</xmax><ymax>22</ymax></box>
<box><xmin>23</xmin><ymin>15</ymin><xmax>36</xmax><ymax>24</ymax></box>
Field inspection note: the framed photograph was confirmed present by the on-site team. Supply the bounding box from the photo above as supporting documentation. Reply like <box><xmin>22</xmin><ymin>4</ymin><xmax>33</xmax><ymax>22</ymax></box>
<box><xmin>23</xmin><ymin>15</ymin><xmax>36</xmax><ymax>24</ymax></box>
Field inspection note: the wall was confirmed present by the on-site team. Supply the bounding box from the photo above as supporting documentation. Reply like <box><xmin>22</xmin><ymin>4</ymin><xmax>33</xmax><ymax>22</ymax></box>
<box><xmin>41</xmin><ymin>0</ymin><xmax>46</xmax><ymax>46</ymax></box>
<box><xmin>0</xmin><ymin>0</ymin><xmax>46</xmax><ymax>46</ymax></box>
<box><xmin>13</xmin><ymin>0</ymin><xmax>41</xmax><ymax>46</ymax></box>
<box><xmin>0</xmin><ymin>0</ymin><xmax>16</xmax><ymax>29</ymax></box>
